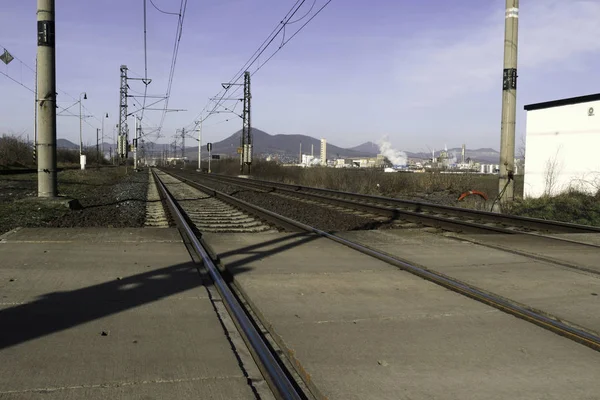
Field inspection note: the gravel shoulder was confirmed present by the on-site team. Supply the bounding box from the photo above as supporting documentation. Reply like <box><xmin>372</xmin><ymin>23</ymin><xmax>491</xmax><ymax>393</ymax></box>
<box><xmin>0</xmin><ymin>167</ymin><xmax>149</xmax><ymax>236</ymax></box>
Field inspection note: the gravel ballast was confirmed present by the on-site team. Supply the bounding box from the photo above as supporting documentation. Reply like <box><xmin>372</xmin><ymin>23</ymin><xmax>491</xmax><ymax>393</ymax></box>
<box><xmin>171</xmin><ymin>170</ymin><xmax>392</xmax><ymax>232</ymax></box>
<box><xmin>0</xmin><ymin>167</ymin><xmax>149</xmax><ymax>235</ymax></box>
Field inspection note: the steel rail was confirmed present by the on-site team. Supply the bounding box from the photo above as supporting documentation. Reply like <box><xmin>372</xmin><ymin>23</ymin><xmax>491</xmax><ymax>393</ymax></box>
<box><xmin>203</xmin><ymin>173</ymin><xmax>600</xmax><ymax>249</ymax></box>
<box><xmin>193</xmin><ymin>171</ymin><xmax>600</xmax><ymax>270</ymax></box>
<box><xmin>201</xmin><ymin>172</ymin><xmax>600</xmax><ymax>234</ymax></box>
<box><xmin>173</xmin><ymin>172</ymin><xmax>514</xmax><ymax>234</ymax></box>
<box><xmin>162</xmin><ymin>169</ymin><xmax>600</xmax><ymax>353</ymax></box>
<box><xmin>152</xmin><ymin>169</ymin><xmax>304</xmax><ymax>400</ymax></box>
<box><xmin>176</xmin><ymin>171</ymin><xmax>584</xmax><ymax>235</ymax></box>
<box><xmin>192</xmin><ymin>172</ymin><xmax>600</xmax><ymax>253</ymax></box>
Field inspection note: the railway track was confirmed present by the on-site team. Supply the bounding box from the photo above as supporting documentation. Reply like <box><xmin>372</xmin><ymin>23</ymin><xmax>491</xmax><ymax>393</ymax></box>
<box><xmin>168</xmin><ymin>169</ymin><xmax>600</xmax><ymax>274</ymax></box>
<box><xmin>181</xmin><ymin>170</ymin><xmax>600</xmax><ymax>237</ymax></box>
<box><xmin>152</xmin><ymin>167</ymin><xmax>600</xmax><ymax>396</ymax></box>
<box><xmin>154</xmin><ymin>170</ymin><xmax>277</xmax><ymax>233</ymax></box>
<box><xmin>151</xmin><ymin>169</ymin><xmax>306</xmax><ymax>400</ymax></box>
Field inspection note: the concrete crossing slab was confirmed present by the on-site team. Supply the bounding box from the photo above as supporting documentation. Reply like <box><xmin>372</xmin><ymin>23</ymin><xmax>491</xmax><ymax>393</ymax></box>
<box><xmin>0</xmin><ymin>228</ymin><xmax>258</xmax><ymax>399</ymax></box>
<box><xmin>204</xmin><ymin>231</ymin><xmax>600</xmax><ymax>400</ymax></box>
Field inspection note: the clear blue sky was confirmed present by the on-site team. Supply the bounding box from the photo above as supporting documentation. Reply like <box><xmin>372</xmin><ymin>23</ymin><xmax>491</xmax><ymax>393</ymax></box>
<box><xmin>1</xmin><ymin>0</ymin><xmax>600</xmax><ymax>152</ymax></box>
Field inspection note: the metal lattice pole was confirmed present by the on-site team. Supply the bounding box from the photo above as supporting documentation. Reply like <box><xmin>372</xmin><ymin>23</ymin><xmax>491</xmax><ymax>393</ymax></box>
<box><xmin>241</xmin><ymin>71</ymin><xmax>252</xmax><ymax>174</ymax></box>
<box><xmin>118</xmin><ymin>65</ymin><xmax>128</xmax><ymax>160</ymax></box>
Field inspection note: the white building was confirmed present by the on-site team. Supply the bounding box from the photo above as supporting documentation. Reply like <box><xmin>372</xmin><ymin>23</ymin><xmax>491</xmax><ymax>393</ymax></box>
<box><xmin>523</xmin><ymin>93</ymin><xmax>600</xmax><ymax>198</ymax></box>
<box><xmin>301</xmin><ymin>154</ymin><xmax>316</xmax><ymax>167</ymax></box>
<box><xmin>320</xmin><ymin>138</ymin><xmax>327</xmax><ymax>166</ymax></box>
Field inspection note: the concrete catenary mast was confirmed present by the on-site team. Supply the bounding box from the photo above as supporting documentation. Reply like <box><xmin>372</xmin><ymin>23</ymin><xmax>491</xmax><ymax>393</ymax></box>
<box><xmin>497</xmin><ymin>0</ymin><xmax>519</xmax><ymax>207</ymax></box>
<box><xmin>36</xmin><ymin>0</ymin><xmax>58</xmax><ymax>197</ymax></box>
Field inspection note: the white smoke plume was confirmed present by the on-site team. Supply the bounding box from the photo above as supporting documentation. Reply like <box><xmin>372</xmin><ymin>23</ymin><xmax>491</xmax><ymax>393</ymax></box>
<box><xmin>448</xmin><ymin>151</ymin><xmax>458</xmax><ymax>164</ymax></box>
<box><xmin>378</xmin><ymin>136</ymin><xmax>407</xmax><ymax>166</ymax></box>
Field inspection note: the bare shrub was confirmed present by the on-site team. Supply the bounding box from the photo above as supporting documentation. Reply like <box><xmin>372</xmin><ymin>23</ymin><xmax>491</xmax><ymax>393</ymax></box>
<box><xmin>0</xmin><ymin>135</ymin><xmax>33</xmax><ymax>168</ymax></box>
<box><xmin>543</xmin><ymin>147</ymin><xmax>563</xmax><ymax>197</ymax></box>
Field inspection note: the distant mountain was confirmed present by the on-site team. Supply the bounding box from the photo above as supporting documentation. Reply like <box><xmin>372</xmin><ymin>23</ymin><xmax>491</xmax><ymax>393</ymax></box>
<box><xmin>136</xmin><ymin>128</ymin><xmax>505</xmax><ymax>164</ymax></box>
<box><xmin>56</xmin><ymin>139</ymin><xmax>118</xmax><ymax>153</ymax></box>
<box><xmin>57</xmin><ymin>139</ymin><xmax>78</xmax><ymax>149</ymax></box>
<box><xmin>157</xmin><ymin>128</ymin><xmax>380</xmax><ymax>161</ymax></box>
<box><xmin>348</xmin><ymin>141</ymin><xmax>380</xmax><ymax>154</ymax></box>
<box><xmin>209</xmin><ymin>128</ymin><xmax>378</xmax><ymax>159</ymax></box>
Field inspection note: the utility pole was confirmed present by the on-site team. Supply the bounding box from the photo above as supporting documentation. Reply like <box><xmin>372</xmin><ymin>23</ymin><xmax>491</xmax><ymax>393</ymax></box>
<box><xmin>36</xmin><ymin>0</ymin><xmax>57</xmax><ymax>197</ymax></box>
<box><xmin>34</xmin><ymin>58</ymin><xmax>37</xmax><ymax>165</ymax></box>
<box><xmin>299</xmin><ymin>142</ymin><xmax>302</xmax><ymax>165</ymax></box>
<box><xmin>96</xmin><ymin>128</ymin><xmax>100</xmax><ymax>166</ymax></box>
<box><xmin>196</xmin><ymin>120</ymin><xmax>202</xmax><ymax>171</ymax></box>
<box><xmin>79</xmin><ymin>91</ymin><xmax>86</xmax><ymax>169</ymax></box>
<box><xmin>497</xmin><ymin>0</ymin><xmax>519</xmax><ymax>208</ymax></box>
<box><xmin>101</xmin><ymin>112</ymin><xmax>108</xmax><ymax>165</ymax></box>
<box><xmin>181</xmin><ymin>127</ymin><xmax>185</xmax><ymax>160</ymax></box>
<box><xmin>118</xmin><ymin>65</ymin><xmax>128</xmax><ymax>161</ymax></box>
<box><xmin>134</xmin><ymin>116</ymin><xmax>140</xmax><ymax>170</ymax></box>
<box><xmin>241</xmin><ymin>71</ymin><xmax>252</xmax><ymax>174</ymax></box>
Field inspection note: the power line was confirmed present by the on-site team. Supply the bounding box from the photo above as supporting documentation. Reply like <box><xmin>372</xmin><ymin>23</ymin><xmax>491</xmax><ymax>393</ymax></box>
<box><xmin>0</xmin><ymin>44</ymin><xmax>35</xmax><ymax>73</ymax></box>
<box><xmin>149</xmin><ymin>0</ymin><xmax>180</xmax><ymax>16</ymax></box>
<box><xmin>141</xmin><ymin>0</ymin><xmax>149</xmax><ymax>122</ymax></box>
<box><xmin>1</xmin><ymin>44</ymin><xmax>105</xmax><ymax>127</ymax></box>
<box><xmin>0</xmin><ymin>70</ymin><xmax>34</xmax><ymax>93</ymax></box>
<box><xmin>288</xmin><ymin>0</ymin><xmax>317</xmax><ymax>24</ymax></box>
<box><xmin>1</xmin><ymin>69</ymin><xmax>98</xmax><ymax>130</ymax></box>
<box><xmin>204</xmin><ymin>1</ymin><xmax>308</xmax><ymax>120</ymax></box>
<box><xmin>156</xmin><ymin>0</ymin><xmax>188</xmax><ymax>135</ymax></box>
<box><xmin>182</xmin><ymin>0</ymin><xmax>307</xmax><ymax>129</ymax></box>
<box><xmin>254</xmin><ymin>0</ymin><xmax>333</xmax><ymax>76</ymax></box>
<box><xmin>186</xmin><ymin>0</ymin><xmax>332</xmax><ymax>132</ymax></box>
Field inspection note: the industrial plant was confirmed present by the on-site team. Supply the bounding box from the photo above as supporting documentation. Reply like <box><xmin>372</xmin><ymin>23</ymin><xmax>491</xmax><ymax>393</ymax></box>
<box><xmin>294</xmin><ymin>140</ymin><xmax>514</xmax><ymax>175</ymax></box>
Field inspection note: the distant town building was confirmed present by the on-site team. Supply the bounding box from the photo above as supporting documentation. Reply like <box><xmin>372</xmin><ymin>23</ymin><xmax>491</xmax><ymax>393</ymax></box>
<box><xmin>320</xmin><ymin>139</ymin><xmax>327</xmax><ymax>166</ymax></box>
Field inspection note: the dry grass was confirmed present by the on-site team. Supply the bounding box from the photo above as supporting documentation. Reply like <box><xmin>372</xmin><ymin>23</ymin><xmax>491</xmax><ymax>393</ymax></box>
<box><xmin>195</xmin><ymin>158</ymin><xmax>524</xmax><ymax>207</ymax></box>
<box><xmin>505</xmin><ymin>189</ymin><xmax>600</xmax><ymax>226</ymax></box>
<box><xmin>190</xmin><ymin>158</ymin><xmax>599</xmax><ymax>225</ymax></box>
